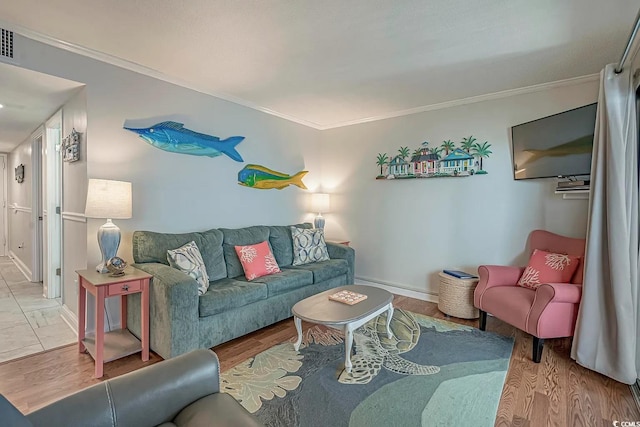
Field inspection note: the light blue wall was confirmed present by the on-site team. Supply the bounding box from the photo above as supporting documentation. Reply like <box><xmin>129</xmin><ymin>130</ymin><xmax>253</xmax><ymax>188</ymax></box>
<box><xmin>14</xmin><ymin>34</ymin><xmax>322</xmax><ymax>270</ymax></box>
<box><xmin>10</xmin><ymin>32</ymin><xmax>599</xmax><ymax>314</ymax></box>
<box><xmin>13</xmin><ymin>34</ymin><xmax>322</xmax><ymax>326</ymax></box>
<box><xmin>319</xmin><ymin>80</ymin><xmax>598</xmax><ymax>298</ymax></box>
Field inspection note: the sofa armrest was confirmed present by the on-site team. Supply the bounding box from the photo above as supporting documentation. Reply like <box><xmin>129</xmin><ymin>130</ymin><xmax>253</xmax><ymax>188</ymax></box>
<box><xmin>27</xmin><ymin>350</ymin><xmax>220</xmax><ymax>427</ymax></box>
<box><xmin>474</xmin><ymin>265</ymin><xmax>525</xmax><ymax>308</ymax></box>
<box><xmin>327</xmin><ymin>242</ymin><xmax>355</xmax><ymax>283</ymax></box>
<box><xmin>528</xmin><ymin>283</ymin><xmax>582</xmax><ymax>338</ymax></box>
<box><xmin>129</xmin><ymin>263</ymin><xmax>200</xmax><ymax>359</ymax></box>
<box><xmin>534</xmin><ymin>283</ymin><xmax>582</xmax><ymax>304</ymax></box>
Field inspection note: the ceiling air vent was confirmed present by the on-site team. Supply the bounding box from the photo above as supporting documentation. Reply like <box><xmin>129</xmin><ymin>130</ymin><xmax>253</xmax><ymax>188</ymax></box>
<box><xmin>1</xmin><ymin>29</ymin><xmax>14</xmax><ymax>61</ymax></box>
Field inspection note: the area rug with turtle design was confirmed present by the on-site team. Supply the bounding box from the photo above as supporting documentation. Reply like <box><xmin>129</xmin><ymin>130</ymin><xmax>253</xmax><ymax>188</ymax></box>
<box><xmin>221</xmin><ymin>309</ymin><xmax>513</xmax><ymax>427</ymax></box>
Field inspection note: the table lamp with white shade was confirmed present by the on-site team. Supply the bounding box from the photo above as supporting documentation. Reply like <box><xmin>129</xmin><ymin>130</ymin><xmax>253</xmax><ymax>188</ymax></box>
<box><xmin>84</xmin><ymin>179</ymin><xmax>132</xmax><ymax>273</ymax></box>
<box><xmin>311</xmin><ymin>193</ymin><xmax>330</xmax><ymax>230</ymax></box>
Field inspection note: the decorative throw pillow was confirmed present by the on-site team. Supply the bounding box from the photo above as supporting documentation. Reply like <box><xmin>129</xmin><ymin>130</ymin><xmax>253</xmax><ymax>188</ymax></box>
<box><xmin>235</xmin><ymin>241</ymin><xmax>281</xmax><ymax>281</ymax></box>
<box><xmin>167</xmin><ymin>241</ymin><xmax>210</xmax><ymax>295</ymax></box>
<box><xmin>517</xmin><ymin>249</ymin><xmax>581</xmax><ymax>289</ymax></box>
<box><xmin>291</xmin><ymin>226</ymin><xmax>330</xmax><ymax>266</ymax></box>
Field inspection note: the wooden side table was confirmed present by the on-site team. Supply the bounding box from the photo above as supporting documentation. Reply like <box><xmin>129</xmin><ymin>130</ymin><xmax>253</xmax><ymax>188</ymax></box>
<box><xmin>77</xmin><ymin>267</ymin><xmax>152</xmax><ymax>378</ymax></box>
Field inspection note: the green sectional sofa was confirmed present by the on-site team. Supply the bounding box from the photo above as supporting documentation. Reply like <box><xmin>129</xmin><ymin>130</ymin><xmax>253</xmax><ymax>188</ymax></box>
<box><xmin>126</xmin><ymin>223</ymin><xmax>355</xmax><ymax>360</ymax></box>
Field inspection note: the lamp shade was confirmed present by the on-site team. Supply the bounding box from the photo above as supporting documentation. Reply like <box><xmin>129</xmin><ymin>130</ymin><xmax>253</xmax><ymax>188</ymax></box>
<box><xmin>84</xmin><ymin>179</ymin><xmax>132</xmax><ymax>219</ymax></box>
<box><xmin>311</xmin><ymin>193</ymin><xmax>330</xmax><ymax>213</ymax></box>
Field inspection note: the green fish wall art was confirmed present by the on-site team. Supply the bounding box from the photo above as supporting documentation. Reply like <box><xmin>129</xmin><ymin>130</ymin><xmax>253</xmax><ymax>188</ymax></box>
<box><xmin>238</xmin><ymin>164</ymin><xmax>308</xmax><ymax>190</ymax></box>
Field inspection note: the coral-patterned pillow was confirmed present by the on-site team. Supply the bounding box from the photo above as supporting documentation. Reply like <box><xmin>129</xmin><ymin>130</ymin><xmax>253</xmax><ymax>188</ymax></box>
<box><xmin>235</xmin><ymin>241</ymin><xmax>281</xmax><ymax>281</ymax></box>
<box><xmin>517</xmin><ymin>249</ymin><xmax>581</xmax><ymax>289</ymax></box>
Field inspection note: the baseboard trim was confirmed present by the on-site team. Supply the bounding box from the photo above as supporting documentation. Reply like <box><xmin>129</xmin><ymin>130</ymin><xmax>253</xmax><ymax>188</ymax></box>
<box><xmin>8</xmin><ymin>250</ymin><xmax>32</xmax><ymax>282</ymax></box>
<box><xmin>60</xmin><ymin>304</ymin><xmax>78</xmax><ymax>336</ymax></box>
<box><xmin>355</xmin><ymin>276</ymin><xmax>438</xmax><ymax>303</ymax></box>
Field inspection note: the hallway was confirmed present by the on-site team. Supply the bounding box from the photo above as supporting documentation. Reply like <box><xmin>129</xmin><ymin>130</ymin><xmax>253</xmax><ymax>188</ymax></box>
<box><xmin>0</xmin><ymin>257</ymin><xmax>75</xmax><ymax>363</ymax></box>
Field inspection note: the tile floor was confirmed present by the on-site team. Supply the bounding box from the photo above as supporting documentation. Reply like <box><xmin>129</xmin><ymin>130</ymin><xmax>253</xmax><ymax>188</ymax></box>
<box><xmin>0</xmin><ymin>257</ymin><xmax>76</xmax><ymax>363</ymax></box>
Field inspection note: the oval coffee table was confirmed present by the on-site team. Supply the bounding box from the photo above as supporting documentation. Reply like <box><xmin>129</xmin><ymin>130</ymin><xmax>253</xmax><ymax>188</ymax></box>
<box><xmin>292</xmin><ymin>285</ymin><xmax>394</xmax><ymax>373</ymax></box>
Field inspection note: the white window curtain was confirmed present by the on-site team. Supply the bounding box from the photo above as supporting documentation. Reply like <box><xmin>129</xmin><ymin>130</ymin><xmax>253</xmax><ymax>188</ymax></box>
<box><xmin>571</xmin><ymin>63</ymin><xmax>640</xmax><ymax>384</ymax></box>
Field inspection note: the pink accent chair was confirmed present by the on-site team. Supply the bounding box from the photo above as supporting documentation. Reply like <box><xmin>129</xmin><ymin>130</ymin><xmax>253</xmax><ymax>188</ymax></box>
<box><xmin>474</xmin><ymin>230</ymin><xmax>586</xmax><ymax>363</ymax></box>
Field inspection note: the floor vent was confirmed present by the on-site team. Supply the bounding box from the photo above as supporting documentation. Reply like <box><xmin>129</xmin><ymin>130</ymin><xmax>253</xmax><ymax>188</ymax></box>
<box><xmin>1</xmin><ymin>28</ymin><xmax>14</xmax><ymax>61</ymax></box>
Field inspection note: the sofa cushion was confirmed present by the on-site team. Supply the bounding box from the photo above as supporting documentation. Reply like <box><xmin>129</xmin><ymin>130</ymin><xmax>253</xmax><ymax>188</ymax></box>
<box><xmin>291</xmin><ymin>227</ymin><xmax>330</xmax><ymax>265</ymax></box>
<box><xmin>248</xmin><ymin>268</ymin><xmax>314</xmax><ymax>297</ymax></box>
<box><xmin>133</xmin><ymin>229</ymin><xmax>227</xmax><ymax>281</ymax></box>
<box><xmin>198</xmin><ymin>278</ymin><xmax>267</xmax><ymax>317</ymax></box>
<box><xmin>235</xmin><ymin>241</ymin><xmax>281</xmax><ymax>281</ymax></box>
<box><xmin>482</xmin><ymin>286</ymin><xmax>535</xmax><ymax>332</ymax></box>
<box><xmin>517</xmin><ymin>249</ymin><xmax>581</xmax><ymax>289</ymax></box>
<box><xmin>286</xmin><ymin>259</ymin><xmax>349</xmax><ymax>283</ymax></box>
<box><xmin>167</xmin><ymin>241</ymin><xmax>210</xmax><ymax>295</ymax></box>
<box><xmin>221</xmin><ymin>226</ymin><xmax>271</xmax><ymax>278</ymax></box>
<box><xmin>269</xmin><ymin>223</ymin><xmax>312</xmax><ymax>267</ymax></box>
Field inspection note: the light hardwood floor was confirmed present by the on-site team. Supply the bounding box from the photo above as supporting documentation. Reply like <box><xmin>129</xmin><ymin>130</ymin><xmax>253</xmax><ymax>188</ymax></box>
<box><xmin>0</xmin><ymin>296</ymin><xmax>637</xmax><ymax>426</ymax></box>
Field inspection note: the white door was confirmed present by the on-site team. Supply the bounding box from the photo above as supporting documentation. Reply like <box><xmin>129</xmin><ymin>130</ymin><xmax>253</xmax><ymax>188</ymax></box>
<box><xmin>44</xmin><ymin>111</ymin><xmax>62</xmax><ymax>299</ymax></box>
<box><xmin>31</xmin><ymin>133</ymin><xmax>43</xmax><ymax>283</ymax></box>
<box><xmin>0</xmin><ymin>154</ymin><xmax>6</xmax><ymax>257</ymax></box>
<box><xmin>42</xmin><ymin>130</ymin><xmax>49</xmax><ymax>295</ymax></box>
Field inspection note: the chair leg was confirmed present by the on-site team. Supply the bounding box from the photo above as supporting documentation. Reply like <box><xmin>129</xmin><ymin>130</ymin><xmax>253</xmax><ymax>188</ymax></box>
<box><xmin>532</xmin><ymin>336</ymin><xmax>544</xmax><ymax>363</ymax></box>
<box><xmin>479</xmin><ymin>310</ymin><xmax>487</xmax><ymax>331</ymax></box>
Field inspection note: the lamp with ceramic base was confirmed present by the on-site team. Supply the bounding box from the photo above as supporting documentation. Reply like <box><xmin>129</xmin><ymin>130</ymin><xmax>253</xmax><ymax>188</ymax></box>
<box><xmin>84</xmin><ymin>179</ymin><xmax>132</xmax><ymax>273</ymax></box>
<box><xmin>311</xmin><ymin>193</ymin><xmax>330</xmax><ymax>230</ymax></box>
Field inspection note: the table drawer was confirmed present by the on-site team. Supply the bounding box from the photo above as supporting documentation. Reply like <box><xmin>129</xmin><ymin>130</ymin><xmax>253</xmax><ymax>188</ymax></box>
<box><xmin>107</xmin><ymin>280</ymin><xmax>141</xmax><ymax>296</ymax></box>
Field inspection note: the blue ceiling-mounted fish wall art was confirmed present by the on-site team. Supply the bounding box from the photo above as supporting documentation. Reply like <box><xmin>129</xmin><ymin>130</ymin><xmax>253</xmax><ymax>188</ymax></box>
<box><xmin>238</xmin><ymin>164</ymin><xmax>308</xmax><ymax>190</ymax></box>
<box><xmin>124</xmin><ymin>121</ymin><xmax>245</xmax><ymax>162</ymax></box>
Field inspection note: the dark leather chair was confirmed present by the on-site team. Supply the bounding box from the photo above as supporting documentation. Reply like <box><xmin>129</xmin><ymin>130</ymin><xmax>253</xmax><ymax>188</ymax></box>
<box><xmin>0</xmin><ymin>349</ymin><xmax>262</xmax><ymax>427</ymax></box>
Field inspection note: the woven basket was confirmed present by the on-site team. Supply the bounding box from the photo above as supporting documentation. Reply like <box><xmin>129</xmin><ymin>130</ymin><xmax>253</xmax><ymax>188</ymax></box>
<box><xmin>438</xmin><ymin>272</ymin><xmax>480</xmax><ymax>319</ymax></box>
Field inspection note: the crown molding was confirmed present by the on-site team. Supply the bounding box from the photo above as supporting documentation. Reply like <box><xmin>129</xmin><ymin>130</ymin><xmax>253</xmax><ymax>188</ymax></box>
<box><xmin>1</xmin><ymin>20</ymin><xmax>326</xmax><ymax>130</ymax></box>
<box><xmin>320</xmin><ymin>73</ymin><xmax>600</xmax><ymax>129</ymax></box>
<box><xmin>2</xmin><ymin>19</ymin><xmax>600</xmax><ymax>132</ymax></box>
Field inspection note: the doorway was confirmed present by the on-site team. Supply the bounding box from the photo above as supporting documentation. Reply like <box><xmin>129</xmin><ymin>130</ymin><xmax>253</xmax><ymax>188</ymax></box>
<box><xmin>0</xmin><ymin>153</ymin><xmax>6</xmax><ymax>257</ymax></box>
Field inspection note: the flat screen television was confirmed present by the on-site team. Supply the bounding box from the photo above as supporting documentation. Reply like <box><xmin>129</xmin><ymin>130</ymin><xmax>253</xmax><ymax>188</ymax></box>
<box><xmin>510</xmin><ymin>103</ymin><xmax>597</xmax><ymax>180</ymax></box>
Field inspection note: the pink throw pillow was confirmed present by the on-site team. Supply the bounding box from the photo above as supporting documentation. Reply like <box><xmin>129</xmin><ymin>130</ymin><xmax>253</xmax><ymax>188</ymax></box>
<box><xmin>517</xmin><ymin>249</ymin><xmax>580</xmax><ymax>289</ymax></box>
<box><xmin>235</xmin><ymin>241</ymin><xmax>281</xmax><ymax>281</ymax></box>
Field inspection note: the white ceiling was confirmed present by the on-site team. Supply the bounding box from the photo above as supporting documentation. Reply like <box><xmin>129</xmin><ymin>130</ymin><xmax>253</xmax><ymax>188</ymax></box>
<box><xmin>0</xmin><ymin>63</ymin><xmax>83</xmax><ymax>152</ymax></box>
<box><xmin>1</xmin><ymin>0</ymin><xmax>638</xmax><ymax>129</ymax></box>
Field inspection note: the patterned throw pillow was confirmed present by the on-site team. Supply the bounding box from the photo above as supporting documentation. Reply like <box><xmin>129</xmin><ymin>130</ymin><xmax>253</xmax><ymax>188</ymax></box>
<box><xmin>167</xmin><ymin>241</ymin><xmax>210</xmax><ymax>295</ymax></box>
<box><xmin>235</xmin><ymin>241</ymin><xmax>281</xmax><ymax>281</ymax></box>
<box><xmin>291</xmin><ymin>227</ymin><xmax>330</xmax><ymax>266</ymax></box>
<box><xmin>517</xmin><ymin>249</ymin><xmax>581</xmax><ymax>289</ymax></box>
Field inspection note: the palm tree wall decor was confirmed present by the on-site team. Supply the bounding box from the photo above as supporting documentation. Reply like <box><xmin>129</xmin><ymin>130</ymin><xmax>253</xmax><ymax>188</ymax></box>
<box><xmin>461</xmin><ymin>136</ymin><xmax>477</xmax><ymax>153</ymax></box>
<box><xmin>441</xmin><ymin>140</ymin><xmax>455</xmax><ymax>155</ymax></box>
<box><xmin>471</xmin><ymin>141</ymin><xmax>493</xmax><ymax>172</ymax></box>
<box><xmin>375</xmin><ymin>137</ymin><xmax>491</xmax><ymax>180</ymax></box>
<box><xmin>376</xmin><ymin>153</ymin><xmax>389</xmax><ymax>176</ymax></box>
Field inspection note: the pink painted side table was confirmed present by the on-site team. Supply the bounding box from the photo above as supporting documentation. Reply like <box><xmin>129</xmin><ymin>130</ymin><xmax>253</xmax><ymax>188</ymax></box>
<box><xmin>77</xmin><ymin>267</ymin><xmax>152</xmax><ymax>378</ymax></box>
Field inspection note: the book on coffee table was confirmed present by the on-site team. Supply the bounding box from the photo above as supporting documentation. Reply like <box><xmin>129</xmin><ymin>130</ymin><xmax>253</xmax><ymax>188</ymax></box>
<box><xmin>328</xmin><ymin>290</ymin><xmax>368</xmax><ymax>305</ymax></box>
